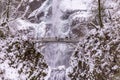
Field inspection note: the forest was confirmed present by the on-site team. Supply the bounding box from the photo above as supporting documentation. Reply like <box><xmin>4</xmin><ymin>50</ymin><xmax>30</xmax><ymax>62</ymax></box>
<box><xmin>0</xmin><ymin>0</ymin><xmax>120</xmax><ymax>80</ymax></box>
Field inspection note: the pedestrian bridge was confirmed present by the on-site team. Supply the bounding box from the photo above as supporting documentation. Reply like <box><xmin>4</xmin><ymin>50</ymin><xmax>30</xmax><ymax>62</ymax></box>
<box><xmin>30</xmin><ymin>37</ymin><xmax>80</xmax><ymax>43</ymax></box>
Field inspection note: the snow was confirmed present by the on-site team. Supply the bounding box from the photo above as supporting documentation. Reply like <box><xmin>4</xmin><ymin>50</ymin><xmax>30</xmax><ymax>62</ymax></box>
<box><xmin>104</xmin><ymin>0</ymin><xmax>118</xmax><ymax>9</ymax></box>
<box><xmin>112</xmin><ymin>65</ymin><xmax>119</xmax><ymax>70</ymax></box>
<box><xmin>29</xmin><ymin>0</ymin><xmax>34</xmax><ymax>3</ymax></box>
<box><xmin>60</xmin><ymin>0</ymin><xmax>92</xmax><ymax>12</ymax></box>
<box><xmin>9</xmin><ymin>18</ymin><xmax>47</xmax><ymax>38</ymax></box>
<box><xmin>34</xmin><ymin>21</ymin><xmax>47</xmax><ymax>38</ymax></box>
<box><xmin>0</xmin><ymin>60</ymin><xmax>19</xmax><ymax>80</ymax></box>
<box><xmin>45</xmin><ymin>67</ymin><xmax>52</xmax><ymax>80</ymax></box>
<box><xmin>88</xmin><ymin>59</ymin><xmax>94</xmax><ymax>73</ymax></box>
<box><xmin>58</xmin><ymin>65</ymin><xmax>65</xmax><ymax>70</ymax></box>
<box><xmin>0</xmin><ymin>0</ymin><xmax>120</xmax><ymax>80</ymax></box>
<box><xmin>28</xmin><ymin>0</ymin><xmax>51</xmax><ymax>18</ymax></box>
<box><xmin>16</xmin><ymin>18</ymin><xmax>35</xmax><ymax>30</ymax></box>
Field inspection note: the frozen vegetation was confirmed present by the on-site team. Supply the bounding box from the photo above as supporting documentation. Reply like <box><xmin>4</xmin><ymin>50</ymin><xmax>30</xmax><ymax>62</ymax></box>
<box><xmin>0</xmin><ymin>0</ymin><xmax>120</xmax><ymax>80</ymax></box>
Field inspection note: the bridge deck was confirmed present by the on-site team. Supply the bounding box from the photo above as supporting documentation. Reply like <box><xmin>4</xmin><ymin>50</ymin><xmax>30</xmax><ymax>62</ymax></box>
<box><xmin>30</xmin><ymin>38</ymin><xmax>80</xmax><ymax>43</ymax></box>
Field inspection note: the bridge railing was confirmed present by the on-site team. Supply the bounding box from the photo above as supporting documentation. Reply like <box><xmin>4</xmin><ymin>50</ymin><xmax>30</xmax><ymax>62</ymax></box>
<box><xmin>30</xmin><ymin>37</ymin><xmax>80</xmax><ymax>43</ymax></box>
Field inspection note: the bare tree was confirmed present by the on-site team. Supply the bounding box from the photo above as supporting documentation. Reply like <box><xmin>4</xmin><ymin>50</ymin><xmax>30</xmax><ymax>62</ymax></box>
<box><xmin>98</xmin><ymin>0</ymin><xmax>103</xmax><ymax>28</ymax></box>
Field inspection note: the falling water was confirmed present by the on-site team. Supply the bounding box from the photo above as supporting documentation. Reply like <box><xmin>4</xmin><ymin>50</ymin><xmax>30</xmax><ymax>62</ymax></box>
<box><xmin>27</xmin><ymin>0</ymin><xmax>92</xmax><ymax>79</ymax></box>
<box><xmin>42</xmin><ymin>0</ymin><xmax>71</xmax><ymax>80</ymax></box>
<box><xmin>48</xmin><ymin>67</ymin><xmax>66</xmax><ymax>80</ymax></box>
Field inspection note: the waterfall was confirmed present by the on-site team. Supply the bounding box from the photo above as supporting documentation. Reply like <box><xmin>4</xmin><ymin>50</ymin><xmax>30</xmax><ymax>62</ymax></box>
<box><xmin>52</xmin><ymin>0</ymin><xmax>62</xmax><ymax>36</ymax></box>
<box><xmin>40</xmin><ymin>0</ymin><xmax>71</xmax><ymax>68</ymax></box>
<box><xmin>48</xmin><ymin>67</ymin><xmax>66</xmax><ymax>80</ymax></box>
<box><xmin>42</xmin><ymin>0</ymin><xmax>71</xmax><ymax>79</ymax></box>
<box><xmin>27</xmin><ymin>0</ymin><xmax>92</xmax><ymax>80</ymax></box>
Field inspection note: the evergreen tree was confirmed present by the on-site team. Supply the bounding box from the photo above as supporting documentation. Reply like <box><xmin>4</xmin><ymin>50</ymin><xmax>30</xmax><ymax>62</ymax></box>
<box><xmin>0</xmin><ymin>30</ymin><xmax>48</xmax><ymax>80</ymax></box>
<box><xmin>69</xmin><ymin>22</ymin><xmax>120</xmax><ymax>80</ymax></box>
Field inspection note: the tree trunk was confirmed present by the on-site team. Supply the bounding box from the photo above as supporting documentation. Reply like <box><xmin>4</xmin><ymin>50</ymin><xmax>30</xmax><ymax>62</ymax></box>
<box><xmin>98</xmin><ymin>0</ymin><xmax>103</xmax><ymax>28</ymax></box>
